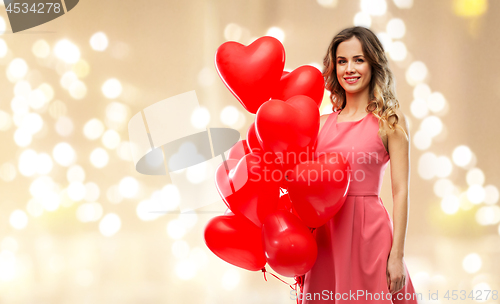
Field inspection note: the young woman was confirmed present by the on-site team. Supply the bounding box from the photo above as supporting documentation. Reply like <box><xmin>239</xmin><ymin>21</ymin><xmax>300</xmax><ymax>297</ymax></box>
<box><xmin>300</xmin><ymin>27</ymin><xmax>420</xmax><ymax>303</ymax></box>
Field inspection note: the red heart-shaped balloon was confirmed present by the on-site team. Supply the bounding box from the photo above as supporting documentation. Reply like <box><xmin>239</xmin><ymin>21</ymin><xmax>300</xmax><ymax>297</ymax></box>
<box><xmin>255</xmin><ymin>95</ymin><xmax>320</xmax><ymax>172</ymax></box>
<box><xmin>277</xmin><ymin>192</ymin><xmax>302</xmax><ymax>219</ymax></box>
<box><xmin>215</xmin><ymin>36</ymin><xmax>285</xmax><ymax>114</ymax></box>
<box><xmin>204</xmin><ymin>213</ymin><xmax>266</xmax><ymax>271</ymax></box>
<box><xmin>215</xmin><ymin>153</ymin><xmax>280</xmax><ymax>227</ymax></box>
<box><xmin>262</xmin><ymin>210</ymin><xmax>318</xmax><ymax>277</ymax></box>
<box><xmin>272</xmin><ymin>65</ymin><xmax>324</xmax><ymax>108</ymax></box>
<box><xmin>287</xmin><ymin>152</ymin><xmax>351</xmax><ymax>228</ymax></box>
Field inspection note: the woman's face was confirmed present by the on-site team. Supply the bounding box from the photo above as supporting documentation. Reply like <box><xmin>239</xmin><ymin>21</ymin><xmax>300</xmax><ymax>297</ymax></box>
<box><xmin>335</xmin><ymin>36</ymin><xmax>372</xmax><ymax>96</ymax></box>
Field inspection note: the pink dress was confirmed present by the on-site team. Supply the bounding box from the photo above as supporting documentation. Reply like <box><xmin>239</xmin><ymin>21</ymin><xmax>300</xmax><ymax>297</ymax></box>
<box><xmin>301</xmin><ymin>110</ymin><xmax>420</xmax><ymax>303</ymax></box>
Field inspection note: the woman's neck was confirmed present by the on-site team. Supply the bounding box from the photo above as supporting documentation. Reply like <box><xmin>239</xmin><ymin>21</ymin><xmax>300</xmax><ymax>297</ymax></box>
<box><xmin>341</xmin><ymin>87</ymin><xmax>370</xmax><ymax>115</ymax></box>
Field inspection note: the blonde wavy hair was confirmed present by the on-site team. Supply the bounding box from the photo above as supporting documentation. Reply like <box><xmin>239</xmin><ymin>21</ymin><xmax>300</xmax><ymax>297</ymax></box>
<box><xmin>323</xmin><ymin>26</ymin><xmax>407</xmax><ymax>138</ymax></box>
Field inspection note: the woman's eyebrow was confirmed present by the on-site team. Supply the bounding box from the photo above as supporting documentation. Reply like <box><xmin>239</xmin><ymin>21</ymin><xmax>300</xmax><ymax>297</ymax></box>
<box><xmin>336</xmin><ymin>55</ymin><xmax>364</xmax><ymax>59</ymax></box>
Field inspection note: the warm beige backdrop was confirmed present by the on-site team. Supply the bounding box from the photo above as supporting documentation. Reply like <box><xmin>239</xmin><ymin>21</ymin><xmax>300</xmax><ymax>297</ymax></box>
<box><xmin>0</xmin><ymin>0</ymin><xmax>499</xmax><ymax>303</ymax></box>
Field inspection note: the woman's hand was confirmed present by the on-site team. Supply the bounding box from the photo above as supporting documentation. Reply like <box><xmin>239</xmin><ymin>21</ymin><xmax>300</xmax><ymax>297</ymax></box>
<box><xmin>386</xmin><ymin>252</ymin><xmax>406</xmax><ymax>294</ymax></box>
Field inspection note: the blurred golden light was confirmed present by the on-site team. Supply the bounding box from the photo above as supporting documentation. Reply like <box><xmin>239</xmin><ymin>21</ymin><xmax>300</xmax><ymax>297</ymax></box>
<box><xmin>435</xmin><ymin>156</ymin><xmax>453</xmax><ymax>178</ymax></box>
<box><xmin>459</xmin><ymin>192</ymin><xmax>474</xmax><ymax>210</ymax></box>
<box><xmin>9</xmin><ymin>210</ymin><xmax>28</xmax><ymax>230</ymax></box>
<box><xmin>7</xmin><ymin>58</ymin><xmax>29</xmax><ymax>81</ymax></box>
<box><xmin>106</xmin><ymin>185</ymin><xmax>123</xmax><ymax>204</ymax></box>
<box><xmin>67</xmin><ymin>165</ymin><xmax>86</xmax><ymax>183</ymax></box>
<box><xmin>197</xmin><ymin>67</ymin><xmax>216</xmax><ymax>87</ymax></box>
<box><xmin>221</xmin><ymin>269</ymin><xmax>240</xmax><ymax>290</ymax></box>
<box><xmin>475</xmin><ymin>206</ymin><xmax>500</xmax><ymax>225</ymax></box>
<box><xmin>386</xmin><ymin>18</ymin><xmax>406</xmax><ymax>39</ymax></box>
<box><xmin>48</xmin><ymin>100</ymin><xmax>68</xmax><ymax>119</ymax></box>
<box><xmin>28</xmin><ymin>88</ymin><xmax>47</xmax><ymax>109</ymax></box>
<box><xmin>406</xmin><ymin>61</ymin><xmax>428</xmax><ymax>86</ymax></box>
<box><xmin>36</xmin><ymin>153</ymin><xmax>53</xmax><ymax>175</ymax></box>
<box><xmin>99</xmin><ymin>213</ymin><xmax>121</xmax><ymax>237</ymax></box>
<box><xmin>72</xmin><ymin>59</ymin><xmax>90</xmax><ymax>78</ymax></box>
<box><xmin>178</xmin><ymin>212</ymin><xmax>198</xmax><ymax>229</ymax></box>
<box><xmin>90</xmin><ymin>32</ymin><xmax>109</xmax><ymax>51</ymax></box>
<box><xmin>175</xmin><ymin>260</ymin><xmax>196</xmax><ymax>280</ymax></box>
<box><xmin>413</xmin><ymin>83</ymin><xmax>432</xmax><ymax>100</ymax></box>
<box><xmin>76</xmin><ymin>202</ymin><xmax>103</xmax><ymax>222</ymax></box>
<box><xmin>413</xmin><ymin>130</ymin><xmax>431</xmax><ymax>150</ymax></box>
<box><xmin>0</xmin><ymin>250</ymin><xmax>16</xmax><ymax>281</ymax></box>
<box><xmin>441</xmin><ymin>195</ymin><xmax>460</xmax><ymax>214</ymax></box>
<box><xmin>90</xmin><ymin>148</ymin><xmax>109</xmax><ymax>168</ymax></box>
<box><xmin>266</xmin><ymin>26</ymin><xmax>285</xmax><ymax>43</ymax></box>
<box><xmin>38</xmin><ymin>83</ymin><xmax>54</xmax><ymax>103</ymax></box>
<box><xmin>0</xmin><ymin>110</ymin><xmax>12</xmax><ymax>131</ymax></box>
<box><xmin>21</xmin><ymin>112</ymin><xmax>43</xmax><ymax>134</ymax></box>
<box><xmin>84</xmin><ymin>182</ymin><xmax>100</xmax><ymax>202</ymax></box>
<box><xmin>27</xmin><ymin>198</ymin><xmax>44</xmax><ymax>217</ymax></box>
<box><xmin>55</xmin><ymin>116</ymin><xmax>74</xmax><ymax>137</ymax></box>
<box><xmin>453</xmin><ymin>0</ymin><xmax>487</xmax><ymax>17</ymax></box>
<box><xmin>172</xmin><ymin>240</ymin><xmax>190</xmax><ymax>259</ymax></box>
<box><xmin>462</xmin><ymin>253</ymin><xmax>482</xmax><ymax>274</ymax></box>
<box><xmin>189</xmin><ymin>247</ymin><xmax>208</xmax><ymax>269</ymax></box>
<box><xmin>14</xmin><ymin>80</ymin><xmax>31</xmax><ymax>97</ymax></box>
<box><xmin>102</xmin><ymin>78</ymin><xmax>122</xmax><ymax>99</ymax></box>
<box><xmin>317</xmin><ymin>0</ymin><xmax>338</xmax><ymax>8</ymax></box>
<box><xmin>220</xmin><ymin>105</ymin><xmax>239</xmax><ymax>126</ymax></box>
<box><xmin>83</xmin><ymin>119</ymin><xmax>105</xmax><ymax>140</ymax></box>
<box><xmin>18</xmin><ymin>149</ymin><xmax>38</xmax><ymax>176</ymax></box>
<box><xmin>191</xmin><ymin>106</ymin><xmax>210</xmax><ymax>129</ymax></box>
<box><xmin>54</xmin><ymin>39</ymin><xmax>81</xmax><ymax>64</ymax></box>
<box><xmin>434</xmin><ymin>179</ymin><xmax>455</xmax><ymax>198</ymax></box>
<box><xmin>0</xmin><ymin>39</ymin><xmax>7</xmax><ymax>58</ymax></box>
<box><xmin>14</xmin><ymin>128</ymin><xmax>32</xmax><ymax>147</ymax></box>
<box><xmin>11</xmin><ymin>96</ymin><xmax>29</xmax><ymax>116</ymax></box>
<box><xmin>60</xmin><ymin>71</ymin><xmax>78</xmax><ymax>90</ymax></box>
<box><xmin>1</xmin><ymin>237</ymin><xmax>18</xmax><ymax>253</ymax></box>
<box><xmin>410</xmin><ymin>98</ymin><xmax>428</xmax><ymax>119</ymax></box>
<box><xmin>41</xmin><ymin>191</ymin><xmax>61</xmax><ymax>212</ymax></box>
<box><xmin>420</xmin><ymin>116</ymin><xmax>443</xmax><ymax>138</ymax></box>
<box><xmin>389</xmin><ymin>41</ymin><xmax>407</xmax><ymax>61</ymax></box>
<box><xmin>105</xmin><ymin>102</ymin><xmax>129</xmax><ymax>124</ymax></box>
<box><xmin>167</xmin><ymin>219</ymin><xmax>187</xmax><ymax>239</ymax></box>
<box><xmin>393</xmin><ymin>0</ymin><xmax>413</xmax><ymax>9</ymax></box>
<box><xmin>68</xmin><ymin>80</ymin><xmax>87</xmax><ymax>99</ymax></box>
<box><xmin>161</xmin><ymin>184</ymin><xmax>181</xmax><ymax>210</ymax></box>
<box><xmin>452</xmin><ymin>145</ymin><xmax>472</xmax><ymax>167</ymax></box>
<box><xmin>102</xmin><ymin>129</ymin><xmax>121</xmax><ymax>149</ymax></box>
<box><xmin>116</xmin><ymin>141</ymin><xmax>133</xmax><ymax>161</ymax></box>
<box><xmin>427</xmin><ymin>92</ymin><xmax>446</xmax><ymax>113</ymax></box>
<box><xmin>0</xmin><ymin>162</ymin><xmax>16</xmax><ymax>182</ymax></box>
<box><xmin>223</xmin><ymin>23</ymin><xmax>243</xmax><ymax>42</ymax></box>
<box><xmin>483</xmin><ymin>185</ymin><xmax>499</xmax><ymax>205</ymax></box>
<box><xmin>52</xmin><ymin>142</ymin><xmax>76</xmax><ymax>167</ymax></box>
<box><xmin>361</xmin><ymin>0</ymin><xmax>387</xmax><ymax>16</ymax></box>
<box><xmin>118</xmin><ymin>176</ymin><xmax>139</xmax><ymax>198</ymax></box>
<box><xmin>32</xmin><ymin>39</ymin><xmax>51</xmax><ymax>58</ymax></box>
<box><xmin>467</xmin><ymin>185</ymin><xmax>485</xmax><ymax>204</ymax></box>
<box><xmin>418</xmin><ymin>152</ymin><xmax>437</xmax><ymax>180</ymax></box>
<box><xmin>466</xmin><ymin>168</ymin><xmax>485</xmax><ymax>186</ymax></box>
<box><xmin>136</xmin><ymin>199</ymin><xmax>163</xmax><ymax>221</ymax></box>
<box><xmin>376</xmin><ymin>32</ymin><xmax>392</xmax><ymax>53</ymax></box>
<box><xmin>29</xmin><ymin>176</ymin><xmax>54</xmax><ymax>198</ymax></box>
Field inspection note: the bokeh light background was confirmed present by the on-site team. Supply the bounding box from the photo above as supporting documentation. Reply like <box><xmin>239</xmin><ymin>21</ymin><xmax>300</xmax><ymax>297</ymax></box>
<box><xmin>0</xmin><ymin>0</ymin><xmax>499</xmax><ymax>303</ymax></box>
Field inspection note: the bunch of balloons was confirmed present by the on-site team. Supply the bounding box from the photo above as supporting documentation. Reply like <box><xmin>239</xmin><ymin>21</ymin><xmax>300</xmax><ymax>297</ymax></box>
<box><xmin>204</xmin><ymin>36</ymin><xmax>352</xmax><ymax>279</ymax></box>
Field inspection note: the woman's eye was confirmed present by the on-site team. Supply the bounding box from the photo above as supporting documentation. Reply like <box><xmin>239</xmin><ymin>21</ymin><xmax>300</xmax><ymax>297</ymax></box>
<box><xmin>356</xmin><ymin>59</ymin><xmax>364</xmax><ymax>62</ymax></box>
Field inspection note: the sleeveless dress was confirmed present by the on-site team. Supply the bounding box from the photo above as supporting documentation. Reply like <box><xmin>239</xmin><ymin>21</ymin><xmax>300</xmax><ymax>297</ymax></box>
<box><xmin>301</xmin><ymin>110</ymin><xmax>420</xmax><ymax>303</ymax></box>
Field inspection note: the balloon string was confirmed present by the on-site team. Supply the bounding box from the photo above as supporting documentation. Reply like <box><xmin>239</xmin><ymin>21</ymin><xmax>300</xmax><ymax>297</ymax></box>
<box><xmin>261</xmin><ymin>267</ymin><xmax>304</xmax><ymax>304</ymax></box>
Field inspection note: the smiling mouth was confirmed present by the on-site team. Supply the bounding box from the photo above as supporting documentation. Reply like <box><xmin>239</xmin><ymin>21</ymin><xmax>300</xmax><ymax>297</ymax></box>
<box><xmin>345</xmin><ymin>77</ymin><xmax>360</xmax><ymax>84</ymax></box>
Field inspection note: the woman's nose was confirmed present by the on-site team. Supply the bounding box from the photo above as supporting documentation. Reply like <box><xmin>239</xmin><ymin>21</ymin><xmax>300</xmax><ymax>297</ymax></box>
<box><xmin>347</xmin><ymin>61</ymin><xmax>356</xmax><ymax>73</ymax></box>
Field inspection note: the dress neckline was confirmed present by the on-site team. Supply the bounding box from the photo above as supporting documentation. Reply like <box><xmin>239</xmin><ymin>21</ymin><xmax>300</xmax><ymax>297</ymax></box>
<box><xmin>335</xmin><ymin>110</ymin><xmax>370</xmax><ymax>124</ymax></box>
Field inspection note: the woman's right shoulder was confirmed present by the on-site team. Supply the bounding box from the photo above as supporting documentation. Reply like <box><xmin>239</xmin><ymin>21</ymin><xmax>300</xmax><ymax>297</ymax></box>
<box><xmin>319</xmin><ymin>113</ymin><xmax>332</xmax><ymax>133</ymax></box>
